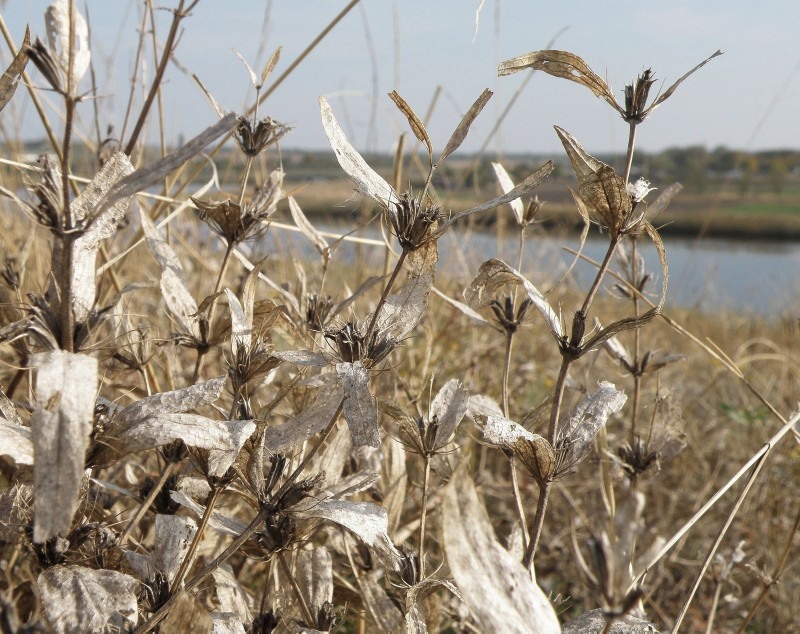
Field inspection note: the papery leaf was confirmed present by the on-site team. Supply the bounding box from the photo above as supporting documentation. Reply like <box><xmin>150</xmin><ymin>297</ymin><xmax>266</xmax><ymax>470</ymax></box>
<box><xmin>644</xmin><ymin>50</ymin><xmax>723</xmax><ymax>116</ymax></box>
<box><xmin>406</xmin><ymin>578</ymin><xmax>462</xmax><ymax>634</ymax></box>
<box><xmin>211</xmin><ymin>613</ymin><xmax>247</xmax><ymax>634</ymax></box>
<box><xmin>554</xmin><ymin>125</ymin><xmax>606</xmax><ymax>184</ymax></box>
<box><xmin>224</xmin><ymin>288</ymin><xmax>249</xmax><ymax>356</ymax></box>
<box><xmin>449</xmin><ymin>160</ymin><xmax>553</xmax><ymax>224</ymax></box>
<box><xmin>442</xmin><ymin>470</ymin><xmax>560</xmax><ymax>633</ymax></box>
<box><xmin>375</xmin><ymin>240</ymin><xmax>438</xmax><ymax>340</ymax></box>
<box><xmin>155</xmin><ymin>514</ymin><xmax>197</xmax><ymax>584</ymax></box>
<box><xmin>319</xmin><ymin>96</ymin><xmax>399</xmax><ymax>207</ymax></box>
<box><xmin>432</xmin><ymin>286</ymin><xmax>489</xmax><ymax>324</ymax></box>
<box><xmin>467</xmin><ymin>393</ymin><xmax>504</xmax><ymax>419</ymax></box>
<box><xmin>499</xmin><ymin>50</ymin><xmax>620</xmax><ymax>114</ymax></box>
<box><xmin>562</xmin><ymin>609</ymin><xmax>659</xmax><ymax>634</ymax></box>
<box><xmin>0</xmin><ymin>27</ymin><xmax>29</xmax><ymax>113</ymax></box>
<box><xmin>646</xmin><ymin>182</ymin><xmax>683</xmax><ymax>218</ymax></box>
<box><xmin>140</xmin><ymin>207</ymin><xmax>199</xmax><ymax>337</ymax></box>
<box><xmin>233</xmin><ymin>49</ymin><xmax>258</xmax><ymax>88</ymax></box>
<box><xmin>171</xmin><ymin>490</ymin><xmax>248</xmax><ymax>536</ymax></box>
<box><xmin>293</xmin><ymin>547</ymin><xmax>333</xmax><ymax>618</ymax></box>
<box><xmin>46</xmin><ymin>0</ymin><xmax>91</xmax><ymax>85</ymax></box>
<box><xmin>49</xmin><ymin>152</ymin><xmax>134</xmax><ymax>322</ymax></box>
<box><xmin>430</xmin><ymin>379</ymin><xmax>470</xmax><ymax>450</ymax></box>
<box><xmin>482</xmin><ymin>415</ymin><xmax>555</xmax><ymax>487</ymax></box>
<box><xmin>482</xmin><ymin>414</ymin><xmax>537</xmax><ymax>445</ymax></box>
<box><xmin>0</xmin><ymin>420</ymin><xmax>34</xmax><ymax>465</ymax></box>
<box><xmin>192</xmin><ymin>73</ymin><xmax>226</xmax><ymax>118</ymax></box>
<box><xmin>559</xmin><ymin>381</ymin><xmax>627</xmax><ymax>469</ymax></box>
<box><xmin>389</xmin><ymin>90</ymin><xmax>432</xmax><ymax>158</ymax></box>
<box><xmin>293</xmin><ymin>499</ymin><xmax>402</xmax><ymax>570</ymax></box>
<box><xmin>261</xmin><ymin>46</ymin><xmax>281</xmax><ymax>86</ymax></box>
<box><xmin>601</xmin><ymin>332</ymin><xmax>633</xmax><ymax>370</ymax></box>
<box><xmin>492</xmin><ymin>162</ymin><xmax>524</xmax><ymax>226</ymax></box>
<box><xmin>263</xmin><ymin>373</ymin><xmax>344</xmax><ymax>453</ymax></box>
<box><xmin>38</xmin><ymin>565</ymin><xmax>138</xmax><ymax>634</ymax></box>
<box><xmin>161</xmin><ymin>590</ymin><xmax>212</xmax><ymax>633</ymax></box>
<box><xmin>439</xmin><ymin>88</ymin><xmax>492</xmax><ymax>164</ymax></box>
<box><xmin>212</xmin><ymin>565</ymin><xmax>253</xmax><ymax>626</ymax></box>
<box><xmin>352</xmin><ymin>570</ymin><xmax>405</xmax><ymax>632</ymax></box>
<box><xmin>272</xmin><ymin>349</ymin><xmax>327</xmax><ymax>366</ymax></box>
<box><xmin>464</xmin><ymin>258</ymin><xmax>563</xmax><ymax>342</ymax></box>
<box><xmin>0</xmin><ymin>388</ymin><xmax>23</xmax><ymax>426</ymax></box>
<box><xmin>31</xmin><ymin>351</ymin><xmax>97</xmax><ymax>542</ymax></box>
<box><xmin>289</xmin><ymin>196</ymin><xmax>328</xmax><ymax>255</ymax></box>
<box><xmin>337</xmin><ymin>362</ymin><xmax>380</xmax><ymax>448</ymax></box>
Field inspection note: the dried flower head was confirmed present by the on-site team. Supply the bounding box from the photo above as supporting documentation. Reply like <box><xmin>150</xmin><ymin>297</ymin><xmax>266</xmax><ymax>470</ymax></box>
<box><xmin>324</xmin><ymin>319</ymin><xmax>396</xmax><ymax>368</ymax></box>
<box><xmin>305</xmin><ymin>294</ymin><xmax>334</xmax><ymax>332</ymax></box>
<box><xmin>488</xmin><ymin>294</ymin><xmax>532</xmax><ymax>334</ymax></box>
<box><xmin>624</xmin><ymin>69</ymin><xmax>657</xmax><ymax>123</ymax></box>
<box><xmin>233</xmin><ymin>115</ymin><xmax>290</xmax><ymax>157</ymax></box>
<box><xmin>227</xmin><ymin>332</ymin><xmax>280</xmax><ymax>394</ymax></box>
<box><xmin>192</xmin><ymin>170</ymin><xmax>283</xmax><ymax>246</ymax></box>
<box><xmin>387</xmin><ymin>192</ymin><xmax>445</xmax><ymax>252</ymax></box>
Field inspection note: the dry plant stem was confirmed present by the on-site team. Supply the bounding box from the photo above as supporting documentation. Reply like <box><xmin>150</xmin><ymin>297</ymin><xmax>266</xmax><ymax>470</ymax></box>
<box><xmin>523</xmin><ymin>482</ymin><xmax>551</xmax><ymax>571</ymax></box>
<box><xmin>170</xmin><ymin>485</ymin><xmax>225</xmax><ymax>593</ymax></box>
<box><xmin>117</xmin><ymin>461</ymin><xmax>177</xmax><ymax>545</ymax></box>
<box><xmin>418</xmin><ymin>455</ymin><xmax>432</xmax><ymax>578</ymax></box>
<box><xmin>134</xmin><ymin>506</ymin><xmax>270</xmax><ymax>634</ymax></box>
<box><xmin>630</xmin><ymin>238</ymin><xmax>642</xmax><ymax>443</ymax></box>
<box><xmin>579</xmin><ymin>236</ymin><xmax>619</xmax><ymax>319</ymax></box>
<box><xmin>672</xmin><ymin>452</ymin><xmax>769</xmax><ymax>632</ymax></box>
<box><xmin>705</xmin><ymin>581</ymin><xmax>723</xmax><ymax>634</ymax></box>
<box><xmin>278</xmin><ymin>551</ymin><xmax>316</xmax><ymax>626</ymax></box>
<box><xmin>736</xmin><ymin>501</ymin><xmax>800</xmax><ymax>633</ymax></box>
<box><xmin>509</xmin><ymin>456</ymin><xmax>529</xmax><ymax>551</ymax></box>
<box><xmin>365</xmin><ymin>248</ymin><xmax>407</xmax><ymax>341</ymax></box>
<box><xmin>623</xmin><ymin>121</ymin><xmax>638</xmax><ymax>185</ymax></box>
<box><xmin>124</xmin><ymin>0</ymin><xmax>198</xmax><ymax>155</ymax></box>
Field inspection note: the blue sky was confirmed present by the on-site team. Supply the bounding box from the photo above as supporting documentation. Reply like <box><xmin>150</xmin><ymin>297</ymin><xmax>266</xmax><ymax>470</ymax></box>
<box><xmin>3</xmin><ymin>1</ymin><xmax>799</xmax><ymax>157</ymax></box>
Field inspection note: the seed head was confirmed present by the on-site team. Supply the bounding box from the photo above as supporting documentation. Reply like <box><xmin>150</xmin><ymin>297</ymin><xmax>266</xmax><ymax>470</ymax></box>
<box><xmin>324</xmin><ymin>320</ymin><xmax>396</xmax><ymax>368</ymax></box>
<box><xmin>233</xmin><ymin>115</ymin><xmax>290</xmax><ymax>157</ymax></box>
<box><xmin>387</xmin><ymin>192</ymin><xmax>444</xmax><ymax>251</ymax></box>
<box><xmin>624</xmin><ymin>69</ymin><xmax>657</xmax><ymax>124</ymax></box>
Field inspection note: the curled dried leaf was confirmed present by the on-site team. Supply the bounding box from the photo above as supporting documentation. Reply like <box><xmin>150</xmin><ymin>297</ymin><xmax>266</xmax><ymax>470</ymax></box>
<box><xmin>0</xmin><ymin>27</ymin><xmax>30</xmax><ymax>113</ymax></box>
<box><xmin>492</xmin><ymin>162</ymin><xmax>524</xmax><ymax>226</ymax></box>
<box><xmin>337</xmin><ymin>361</ymin><xmax>380</xmax><ymax>448</ymax></box>
<box><xmin>389</xmin><ymin>90</ymin><xmax>432</xmax><ymax>159</ymax></box>
<box><xmin>439</xmin><ymin>88</ymin><xmax>492</xmax><ymax>164</ymax></box>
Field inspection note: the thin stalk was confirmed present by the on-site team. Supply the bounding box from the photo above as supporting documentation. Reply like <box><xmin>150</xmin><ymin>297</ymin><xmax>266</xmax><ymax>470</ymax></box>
<box><xmin>623</xmin><ymin>121</ymin><xmax>638</xmax><ymax>186</ymax></box>
<box><xmin>501</xmin><ymin>331</ymin><xmax>514</xmax><ymax>417</ymax></box>
<box><xmin>736</xmin><ymin>501</ymin><xmax>800</xmax><ymax>633</ymax></box>
<box><xmin>170</xmin><ymin>485</ymin><xmax>225</xmax><ymax>593</ymax></box>
<box><xmin>365</xmin><ymin>248</ymin><xmax>407</xmax><ymax>341</ymax></box>
<box><xmin>278</xmin><ymin>552</ymin><xmax>315</xmax><ymax>626</ymax></box>
<box><xmin>509</xmin><ymin>456</ymin><xmax>529</xmax><ymax>553</ymax></box>
<box><xmin>579</xmin><ymin>236</ymin><xmax>619</xmax><ymax>319</ymax></box>
<box><xmin>523</xmin><ymin>482</ymin><xmax>551</xmax><ymax>571</ymax></box>
<box><xmin>705</xmin><ymin>580</ymin><xmax>723</xmax><ymax>634</ymax></box>
<box><xmin>134</xmin><ymin>505</ymin><xmax>270</xmax><ymax>633</ymax></box>
<box><xmin>417</xmin><ymin>455</ymin><xmax>432</xmax><ymax>578</ymax></box>
<box><xmin>117</xmin><ymin>462</ymin><xmax>176</xmax><ymax>545</ymax></box>
<box><xmin>629</xmin><ymin>236</ymin><xmax>642</xmax><ymax>444</ymax></box>
<box><xmin>672</xmin><ymin>452</ymin><xmax>769</xmax><ymax>632</ymax></box>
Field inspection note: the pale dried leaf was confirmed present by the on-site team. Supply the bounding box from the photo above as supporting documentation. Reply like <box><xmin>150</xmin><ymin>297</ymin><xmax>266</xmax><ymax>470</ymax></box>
<box><xmin>601</xmin><ymin>331</ymin><xmax>632</xmax><ymax>369</ymax></box>
<box><xmin>38</xmin><ymin>565</ymin><xmax>138</xmax><ymax>634</ymax></box>
<box><xmin>0</xmin><ymin>27</ymin><xmax>29</xmax><ymax>112</ymax></box>
<box><xmin>554</xmin><ymin>125</ymin><xmax>606</xmax><ymax>184</ymax></box>
<box><xmin>0</xmin><ymin>420</ymin><xmax>34</xmax><ymax>465</ymax></box>
<box><xmin>212</xmin><ymin>565</ymin><xmax>253</xmax><ymax>625</ymax></box>
<box><xmin>261</xmin><ymin>46</ymin><xmax>281</xmax><ymax>86</ymax></box>
<box><xmin>161</xmin><ymin>590</ymin><xmax>212</xmax><ymax>633</ymax></box>
<box><xmin>289</xmin><ymin>196</ymin><xmax>328</xmax><ymax>255</ymax></box>
<box><xmin>432</xmin><ymin>286</ymin><xmax>488</xmax><ymax>324</ymax></box>
<box><xmin>192</xmin><ymin>73</ymin><xmax>226</xmax><ymax>118</ymax></box>
<box><xmin>449</xmin><ymin>161</ymin><xmax>553</xmax><ymax>224</ymax></box>
<box><xmin>389</xmin><ymin>90</ymin><xmax>432</xmax><ymax>157</ymax></box>
<box><xmin>376</xmin><ymin>240</ymin><xmax>438</xmax><ymax>340</ymax></box>
<box><xmin>482</xmin><ymin>414</ymin><xmax>536</xmax><ymax>445</ymax></box>
<box><xmin>263</xmin><ymin>373</ymin><xmax>344</xmax><ymax>453</ymax></box>
<box><xmin>0</xmin><ymin>389</ymin><xmax>23</xmax><ymax>426</ymax></box>
<box><xmin>383</xmin><ymin>436</ymin><xmax>407</xmax><ymax>533</ymax></box>
<box><xmin>645</xmin><ymin>50</ymin><xmax>723</xmax><ymax>116</ymax></box>
<box><xmin>492</xmin><ymin>162</ymin><xmax>524</xmax><ymax>226</ymax></box>
<box><xmin>295</xmin><ymin>547</ymin><xmax>333</xmax><ymax>615</ymax></box>
<box><xmin>337</xmin><ymin>362</ymin><xmax>380</xmax><ymax>448</ymax></box>
<box><xmin>46</xmin><ymin>0</ymin><xmax>91</xmax><ymax>85</ymax></box>
<box><xmin>562</xmin><ymin>609</ymin><xmax>659</xmax><ymax>634</ymax></box>
<box><xmin>272</xmin><ymin>349</ymin><xmax>327</xmax><ymax>366</ymax></box>
<box><xmin>406</xmin><ymin>578</ymin><xmax>461</xmax><ymax>634</ymax></box>
<box><xmin>32</xmin><ymin>351</ymin><xmax>97</xmax><ymax>542</ymax></box>
<box><xmin>560</xmin><ymin>381</ymin><xmax>627</xmax><ymax>468</ymax></box>
<box><xmin>319</xmin><ymin>96</ymin><xmax>399</xmax><ymax>207</ymax></box>
<box><xmin>211</xmin><ymin>613</ymin><xmax>246</xmax><ymax>634</ymax></box>
<box><xmin>353</xmin><ymin>570</ymin><xmax>405</xmax><ymax>632</ymax></box>
<box><xmin>224</xmin><ymin>288</ymin><xmax>249</xmax><ymax>356</ymax></box>
<box><xmin>467</xmin><ymin>393</ymin><xmax>504</xmax><ymax>419</ymax></box>
<box><xmin>51</xmin><ymin>152</ymin><xmax>134</xmax><ymax>322</ymax></box>
<box><xmin>430</xmin><ymin>379</ymin><xmax>470</xmax><ymax>449</ymax></box>
<box><xmin>140</xmin><ymin>206</ymin><xmax>199</xmax><ymax>336</ymax></box>
<box><xmin>155</xmin><ymin>514</ymin><xmax>197</xmax><ymax>584</ymax></box>
<box><xmin>464</xmin><ymin>258</ymin><xmax>563</xmax><ymax>341</ymax></box>
<box><xmin>293</xmin><ymin>499</ymin><xmax>402</xmax><ymax>570</ymax></box>
<box><xmin>442</xmin><ymin>471</ymin><xmax>560</xmax><ymax>633</ymax></box>
<box><xmin>171</xmin><ymin>490</ymin><xmax>248</xmax><ymax>536</ymax></box>
<box><xmin>117</xmin><ymin>376</ymin><xmax>226</xmax><ymax>424</ymax></box>
<box><xmin>439</xmin><ymin>89</ymin><xmax>492</xmax><ymax>164</ymax></box>
<box><xmin>498</xmin><ymin>50</ymin><xmax>620</xmax><ymax>114</ymax></box>
<box><xmin>233</xmin><ymin>49</ymin><xmax>258</xmax><ymax>88</ymax></box>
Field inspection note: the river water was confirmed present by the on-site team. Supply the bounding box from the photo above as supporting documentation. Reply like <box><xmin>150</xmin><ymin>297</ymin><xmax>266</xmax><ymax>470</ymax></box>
<box><xmin>259</xmin><ymin>222</ymin><xmax>800</xmax><ymax>317</ymax></box>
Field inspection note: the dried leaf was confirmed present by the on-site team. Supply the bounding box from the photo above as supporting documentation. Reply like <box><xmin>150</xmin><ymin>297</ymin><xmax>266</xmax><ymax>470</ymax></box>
<box><xmin>376</xmin><ymin>240</ymin><xmax>438</xmax><ymax>340</ymax></box>
<box><xmin>263</xmin><ymin>373</ymin><xmax>344</xmax><ymax>453</ymax></box>
<box><xmin>272</xmin><ymin>349</ymin><xmax>327</xmax><ymax>366</ymax></box>
<box><xmin>389</xmin><ymin>90</ymin><xmax>432</xmax><ymax>158</ymax></box>
<box><xmin>293</xmin><ymin>499</ymin><xmax>402</xmax><ymax>571</ymax></box>
<box><xmin>449</xmin><ymin>160</ymin><xmax>553</xmax><ymax>224</ymax></box>
<box><xmin>0</xmin><ymin>27</ymin><xmax>29</xmax><ymax>113</ymax></box>
<box><xmin>155</xmin><ymin>514</ymin><xmax>197</xmax><ymax>584</ymax></box>
<box><xmin>224</xmin><ymin>288</ymin><xmax>249</xmax><ymax>356</ymax></box>
<box><xmin>0</xmin><ymin>388</ymin><xmax>23</xmax><ymax>426</ymax></box>
<box><xmin>482</xmin><ymin>415</ymin><xmax>555</xmax><ymax>487</ymax></box>
<box><xmin>319</xmin><ymin>96</ymin><xmax>399</xmax><ymax>207</ymax></box>
<box><xmin>261</xmin><ymin>46</ymin><xmax>281</xmax><ymax>86</ymax></box>
<box><xmin>562</xmin><ymin>609</ymin><xmax>659</xmax><ymax>634</ymax></box>
<box><xmin>291</xmin><ymin>547</ymin><xmax>333</xmax><ymax>620</ymax></box>
<box><xmin>171</xmin><ymin>490</ymin><xmax>248</xmax><ymax>537</ymax></box>
<box><xmin>38</xmin><ymin>565</ymin><xmax>138</xmax><ymax>634</ymax></box>
<box><xmin>352</xmin><ymin>570</ymin><xmax>405</xmax><ymax>632</ymax></box>
<box><xmin>192</xmin><ymin>72</ymin><xmax>226</xmax><ymax>118</ymax></box>
<box><xmin>211</xmin><ymin>613</ymin><xmax>246</xmax><ymax>634</ymax></box>
<box><xmin>442</xmin><ymin>470</ymin><xmax>560</xmax><ymax>633</ymax></box>
<box><xmin>0</xmin><ymin>420</ymin><xmax>34</xmax><ymax>465</ymax></box>
<box><xmin>337</xmin><ymin>361</ymin><xmax>380</xmax><ymax>448</ymax></box>
<box><xmin>47</xmin><ymin>152</ymin><xmax>135</xmax><ymax>322</ymax></box>
<box><xmin>431</xmin><ymin>379</ymin><xmax>470</xmax><ymax>450</ymax></box>
<box><xmin>140</xmin><ymin>207</ymin><xmax>199</xmax><ymax>337</ymax></box>
<box><xmin>439</xmin><ymin>89</ymin><xmax>492</xmax><ymax>164</ymax></box>
<box><xmin>406</xmin><ymin>578</ymin><xmax>461</xmax><ymax>634</ymax></box>
<box><xmin>289</xmin><ymin>196</ymin><xmax>328</xmax><ymax>255</ymax></box>
<box><xmin>644</xmin><ymin>50</ymin><xmax>723</xmax><ymax>117</ymax></box>
<box><xmin>492</xmin><ymin>162</ymin><xmax>524</xmax><ymax>226</ymax></box>
<box><xmin>498</xmin><ymin>50</ymin><xmax>620</xmax><ymax>114</ymax></box>
<box><xmin>31</xmin><ymin>351</ymin><xmax>98</xmax><ymax>542</ymax></box>
<box><xmin>559</xmin><ymin>381</ymin><xmax>627</xmax><ymax>469</ymax></box>
<box><xmin>233</xmin><ymin>49</ymin><xmax>258</xmax><ymax>88</ymax></box>
<box><xmin>464</xmin><ymin>258</ymin><xmax>563</xmax><ymax>342</ymax></box>
<box><xmin>212</xmin><ymin>565</ymin><xmax>253</xmax><ymax>626</ymax></box>
<box><xmin>46</xmin><ymin>0</ymin><xmax>91</xmax><ymax>85</ymax></box>
<box><xmin>432</xmin><ymin>286</ymin><xmax>489</xmax><ymax>325</ymax></box>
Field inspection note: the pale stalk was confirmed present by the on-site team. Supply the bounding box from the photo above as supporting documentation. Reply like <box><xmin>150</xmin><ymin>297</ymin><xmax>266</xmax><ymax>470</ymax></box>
<box><xmin>417</xmin><ymin>455</ymin><xmax>432</xmax><ymax>578</ymax></box>
<box><xmin>278</xmin><ymin>551</ymin><xmax>315</xmax><ymax>626</ymax></box>
<box><xmin>117</xmin><ymin>462</ymin><xmax>177</xmax><ymax>545</ymax></box>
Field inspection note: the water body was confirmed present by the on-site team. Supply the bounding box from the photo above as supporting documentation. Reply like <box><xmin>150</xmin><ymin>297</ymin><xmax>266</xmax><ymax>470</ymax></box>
<box><xmin>259</xmin><ymin>222</ymin><xmax>800</xmax><ymax>317</ymax></box>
